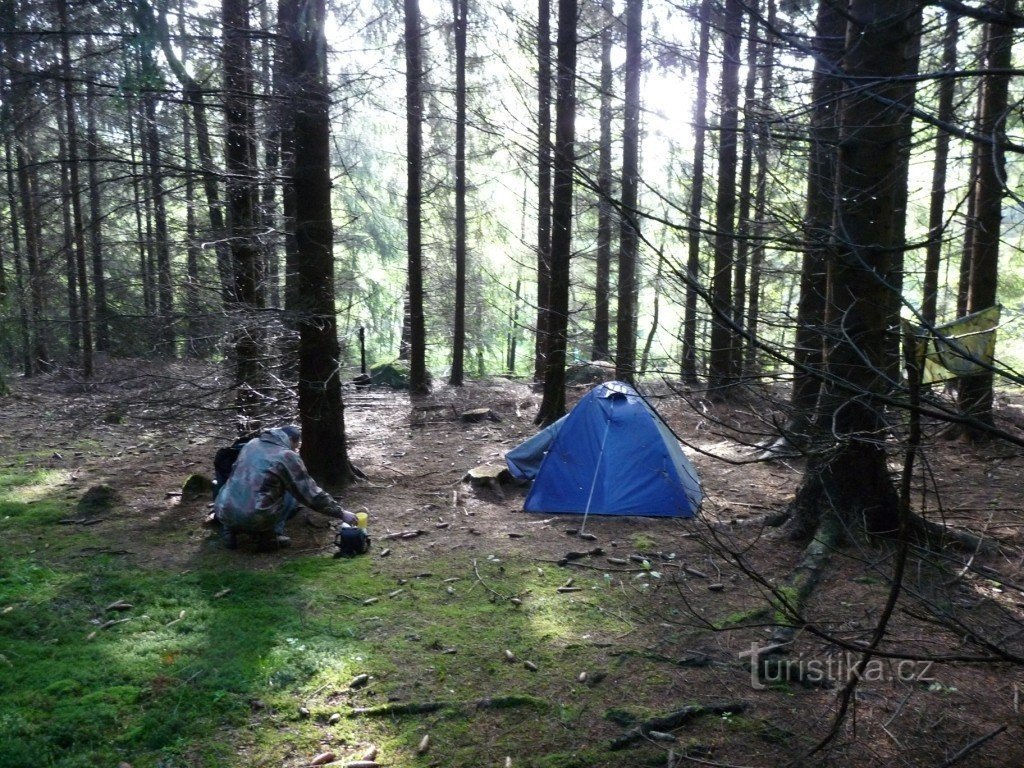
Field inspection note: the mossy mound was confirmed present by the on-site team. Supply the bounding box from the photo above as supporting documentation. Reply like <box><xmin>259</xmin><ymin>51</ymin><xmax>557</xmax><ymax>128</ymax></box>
<box><xmin>77</xmin><ymin>484</ymin><xmax>119</xmax><ymax>516</ymax></box>
<box><xmin>370</xmin><ymin>361</ymin><xmax>410</xmax><ymax>388</ymax></box>
<box><xmin>181</xmin><ymin>473</ymin><xmax>214</xmax><ymax>502</ymax></box>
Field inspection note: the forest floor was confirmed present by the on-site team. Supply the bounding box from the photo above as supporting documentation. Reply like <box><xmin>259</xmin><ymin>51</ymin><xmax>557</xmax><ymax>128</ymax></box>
<box><xmin>2</xmin><ymin>359</ymin><xmax>1024</xmax><ymax>768</ymax></box>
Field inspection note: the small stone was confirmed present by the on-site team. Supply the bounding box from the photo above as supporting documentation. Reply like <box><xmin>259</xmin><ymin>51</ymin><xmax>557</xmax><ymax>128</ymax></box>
<box><xmin>349</xmin><ymin>673</ymin><xmax>370</xmax><ymax>689</ymax></box>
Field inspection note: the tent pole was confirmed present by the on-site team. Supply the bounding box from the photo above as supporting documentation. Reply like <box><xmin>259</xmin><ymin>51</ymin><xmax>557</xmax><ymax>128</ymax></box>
<box><xmin>579</xmin><ymin>417</ymin><xmax>612</xmax><ymax>535</ymax></box>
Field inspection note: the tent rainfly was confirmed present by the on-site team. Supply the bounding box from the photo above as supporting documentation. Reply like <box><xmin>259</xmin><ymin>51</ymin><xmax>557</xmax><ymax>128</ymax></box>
<box><xmin>506</xmin><ymin>381</ymin><xmax>702</xmax><ymax>518</ymax></box>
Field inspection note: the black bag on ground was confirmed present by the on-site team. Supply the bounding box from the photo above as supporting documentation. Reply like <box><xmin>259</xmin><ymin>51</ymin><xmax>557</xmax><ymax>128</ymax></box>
<box><xmin>333</xmin><ymin>526</ymin><xmax>371</xmax><ymax>558</ymax></box>
<box><xmin>212</xmin><ymin>439</ymin><xmax>248</xmax><ymax>499</ymax></box>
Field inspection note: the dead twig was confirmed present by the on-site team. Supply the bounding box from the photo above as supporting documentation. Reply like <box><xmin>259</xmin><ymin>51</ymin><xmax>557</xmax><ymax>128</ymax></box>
<box><xmin>938</xmin><ymin>725</ymin><xmax>1007</xmax><ymax>768</ymax></box>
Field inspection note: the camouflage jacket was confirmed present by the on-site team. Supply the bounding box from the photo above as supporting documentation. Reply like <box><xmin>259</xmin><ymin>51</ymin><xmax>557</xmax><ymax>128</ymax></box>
<box><xmin>214</xmin><ymin>428</ymin><xmax>346</xmax><ymax>532</ymax></box>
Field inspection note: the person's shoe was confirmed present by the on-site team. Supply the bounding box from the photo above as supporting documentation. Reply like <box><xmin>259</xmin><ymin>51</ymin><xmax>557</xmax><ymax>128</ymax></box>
<box><xmin>222</xmin><ymin>529</ymin><xmax>239</xmax><ymax>550</ymax></box>
<box><xmin>256</xmin><ymin>533</ymin><xmax>291</xmax><ymax>552</ymax></box>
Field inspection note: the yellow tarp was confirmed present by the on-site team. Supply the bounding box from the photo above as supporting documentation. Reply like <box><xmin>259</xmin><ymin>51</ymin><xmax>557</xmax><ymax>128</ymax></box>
<box><xmin>908</xmin><ymin>305</ymin><xmax>1001</xmax><ymax>384</ymax></box>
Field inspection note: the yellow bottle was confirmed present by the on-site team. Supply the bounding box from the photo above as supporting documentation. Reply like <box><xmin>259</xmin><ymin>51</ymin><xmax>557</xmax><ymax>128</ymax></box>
<box><xmin>356</xmin><ymin>511</ymin><xmax>368</xmax><ymax>529</ymax></box>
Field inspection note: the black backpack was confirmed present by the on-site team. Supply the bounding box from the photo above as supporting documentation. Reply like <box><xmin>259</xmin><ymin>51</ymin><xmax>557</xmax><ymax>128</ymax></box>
<box><xmin>333</xmin><ymin>526</ymin><xmax>371</xmax><ymax>558</ymax></box>
<box><xmin>212</xmin><ymin>439</ymin><xmax>249</xmax><ymax>499</ymax></box>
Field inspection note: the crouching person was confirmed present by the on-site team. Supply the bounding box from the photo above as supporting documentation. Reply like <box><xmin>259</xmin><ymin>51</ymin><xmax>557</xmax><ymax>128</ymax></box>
<box><xmin>214</xmin><ymin>425</ymin><xmax>356</xmax><ymax>552</ymax></box>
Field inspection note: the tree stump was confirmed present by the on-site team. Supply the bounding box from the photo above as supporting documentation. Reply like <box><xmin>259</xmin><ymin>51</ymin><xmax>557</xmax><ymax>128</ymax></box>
<box><xmin>460</xmin><ymin>407</ymin><xmax>501</xmax><ymax>423</ymax></box>
<box><xmin>463</xmin><ymin>463</ymin><xmax>511</xmax><ymax>499</ymax></box>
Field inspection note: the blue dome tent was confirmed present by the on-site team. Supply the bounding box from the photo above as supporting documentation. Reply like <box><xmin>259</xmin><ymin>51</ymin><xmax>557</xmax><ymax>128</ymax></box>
<box><xmin>506</xmin><ymin>381</ymin><xmax>702</xmax><ymax>518</ymax></box>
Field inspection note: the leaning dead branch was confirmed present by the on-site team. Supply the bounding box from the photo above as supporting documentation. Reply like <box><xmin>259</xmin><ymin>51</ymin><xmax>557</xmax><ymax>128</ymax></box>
<box><xmin>609</xmin><ymin>701</ymin><xmax>747</xmax><ymax>750</ymax></box>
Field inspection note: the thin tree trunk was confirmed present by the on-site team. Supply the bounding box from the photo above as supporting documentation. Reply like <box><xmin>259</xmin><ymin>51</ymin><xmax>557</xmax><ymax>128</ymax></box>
<box><xmin>681</xmin><ymin>0</ymin><xmax>711</xmax><ymax>384</ymax></box>
<box><xmin>57</xmin><ymin>121</ymin><xmax>81</xmax><ymax>357</ymax></box>
<box><xmin>591</xmin><ymin>0</ymin><xmax>613</xmax><ymax>363</ymax></box>
<box><xmin>405</xmin><ymin>0</ymin><xmax>429</xmax><ymax>394</ymax></box>
<box><xmin>732</xmin><ymin>0</ymin><xmax>760</xmax><ymax>376</ymax></box>
<box><xmin>534</xmin><ymin>0</ymin><xmax>553</xmax><ymax>382</ymax></box>
<box><xmin>143</xmin><ymin>90</ymin><xmax>175</xmax><ymax>354</ymax></box>
<box><xmin>1</xmin><ymin>85</ymin><xmax>32</xmax><ymax>375</ymax></box>
<box><xmin>707</xmin><ymin>0</ymin><xmax>742</xmax><ymax>394</ymax></box>
<box><xmin>535</xmin><ymin>0</ymin><xmax>577</xmax><ymax>426</ymax></box>
<box><xmin>259</xmin><ymin>0</ymin><xmax>281</xmax><ymax>311</ymax></box>
<box><xmin>84</xmin><ymin>35</ymin><xmax>109</xmax><ymax>352</ymax></box>
<box><xmin>15</xmin><ymin>117</ymin><xmax>48</xmax><ymax>371</ymax></box>
<box><xmin>182</xmin><ymin>90</ymin><xmax>204</xmax><ymax>357</ymax></box>
<box><xmin>640</xmin><ymin>249</ymin><xmax>664</xmax><ymax>376</ymax></box>
<box><xmin>958</xmin><ymin>0</ymin><xmax>1014</xmax><ymax>431</ymax></box>
<box><xmin>615</xmin><ymin>0</ymin><xmax>642</xmax><ymax>384</ymax></box>
<box><xmin>744</xmin><ymin>0</ymin><xmax>776</xmax><ymax>374</ymax></box>
<box><xmin>507</xmin><ymin>275</ymin><xmax>522</xmax><ymax>373</ymax></box>
<box><xmin>921</xmin><ymin>10</ymin><xmax>959</xmax><ymax>327</ymax></box>
<box><xmin>449</xmin><ymin>0</ymin><xmax>468</xmax><ymax>385</ymax></box>
<box><xmin>957</xmin><ymin>25</ymin><xmax>987</xmax><ymax>320</ymax></box>
<box><xmin>883</xmin><ymin>5</ymin><xmax>923</xmax><ymax>380</ymax></box>
<box><xmin>145</xmin><ymin>0</ymin><xmax>235</xmax><ymax>308</ymax></box>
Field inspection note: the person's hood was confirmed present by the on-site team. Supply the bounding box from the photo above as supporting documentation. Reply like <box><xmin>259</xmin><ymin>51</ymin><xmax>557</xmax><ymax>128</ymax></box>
<box><xmin>260</xmin><ymin>428</ymin><xmax>295</xmax><ymax>450</ymax></box>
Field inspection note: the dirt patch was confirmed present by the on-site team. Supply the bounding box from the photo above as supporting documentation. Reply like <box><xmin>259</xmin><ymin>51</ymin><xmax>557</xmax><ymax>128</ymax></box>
<box><xmin>4</xmin><ymin>361</ymin><xmax>1024</xmax><ymax>766</ymax></box>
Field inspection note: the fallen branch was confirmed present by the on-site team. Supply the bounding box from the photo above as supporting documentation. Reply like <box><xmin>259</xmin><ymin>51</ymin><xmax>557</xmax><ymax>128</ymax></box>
<box><xmin>349</xmin><ymin>694</ymin><xmax>546</xmax><ymax>718</ymax></box>
<box><xmin>610</xmin><ymin>701</ymin><xmax>747</xmax><ymax>750</ymax></box>
<box><xmin>380</xmin><ymin>529</ymin><xmax>427</xmax><ymax>541</ymax></box>
<box><xmin>938</xmin><ymin>725</ymin><xmax>1007</xmax><ymax>768</ymax></box>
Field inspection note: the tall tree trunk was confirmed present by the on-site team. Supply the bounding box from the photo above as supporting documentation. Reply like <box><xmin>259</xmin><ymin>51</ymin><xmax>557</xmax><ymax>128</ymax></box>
<box><xmin>787</xmin><ymin>0</ymin><xmax>919</xmax><ymax>539</ymax></box>
<box><xmin>640</xmin><ymin>248</ymin><xmax>664</xmax><ymax>376</ymax></box>
<box><xmin>14</xmin><ymin>112</ymin><xmax>48</xmax><ymax>371</ymax></box>
<box><xmin>281</xmin><ymin>0</ymin><xmax>355</xmax><ymax>484</ymax></box>
<box><xmin>273</xmin><ymin>0</ymin><xmax>301</xmax><ymax>376</ymax></box>
<box><xmin>127</xmin><ymin>96</ymin><xmax>154</xmax><ymax>323</ymax></box>
<box><xmin>507</xmin><ymin>275</ymin><xmax>522</xmax><ymax>373</ymax></box>
<box><xmin>223</xmin><ymin>0</ymin><xmax>266</xmax><ymax>433</ymax></box>
<box><xmin>145</xmin><ymin>0</ymin><xmax>235</xmax><ymax>308</ymax></box>
<box><xmin>405</xmin><ymin>0</ymin><xmax>429</xmax><ymax>394</ymax></box>
<box><xmin>707</xmin><ymin>0</ymin><xmax>742</xmax><ymax>394</ymax></box>
<box><xmin>731</xmin><ymin>0</ymin><xmax>760</xmax><ymax>376</ymax></box>
<box><xmin>790</xmin><ymin>0</ymin><xmax>844</xmax><ymax>425</ymax></box>
<box><xmin>259</xmin><ymin>0</ymin><xmax>281</xmax><ymax>311</ymax></box>
<box><xmin>84</xmin><ymin>35</ymin><xmax>109</xmax><ymax>352</ymax></box>
<box><xmin>958</xmin><ymin>0</ymin><xmax>1014</xmax><ymax>431</ymax></box>
<box><xmin>591</xmin><ymin>0</ymin><xmax>613</xmax><ymax>363</ymax></box>
<box><xmin>143</xmin><ymin>90</ymin><xmax>175</xmax><ymax>354</ymax></box>
<box><xmin>615</xmin><ymin>0</ymin><xmax>642</xmax><ymax>384</ymax></box>
<box><xmin>534</xmin><ymin>0</ymin><xmax>553</xmax><ymax>382</ymax></box>
<box><xmin>182</xmin><ymin>95</ymin><xmax>204</xmax><ymax>358</ymax></box>
<box><xmin>681</xmin><ymin>0</ymin><xmax>711</xmax><ymax>384</ymax></box>
<box><xmin>957</xmin><ymin>25</ymin><xmax>987</xmax><ymax>320</ymax></box>
<box><xmin>744</xmin><ymin>0</ymin><xmax>776</xmax><ymax>374</ymax></box>
<box><xmin>921</xmin><ymin>10</ymin><xmax>959</xmax><ymax>327</ymax></box>
<box><xmin>535</xmin><ymin>0</ymin><xmax>577</xmax><ymax>426</ymax></box>
<box><xmin>883</xmin><ymin>5</ymin><xmax>923</xmax><ymax>380</ymax></box>
<box><xmin>57</xmin><ymin>122</ymin><xmax>81</xmax><ymax>357</ymax></box>
<box><xmin>449</xmin><ymin>0</ymin><xmax>468</xmax><ymax>385</ymax></box>
<box><xmin>1</xmin><ymin>83</ymin><xmax>32</xmax><ymax>375</ymax></box>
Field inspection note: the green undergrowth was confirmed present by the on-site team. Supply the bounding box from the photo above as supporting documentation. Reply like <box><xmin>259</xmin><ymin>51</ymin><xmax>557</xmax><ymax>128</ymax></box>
<box><xmin>0</xmin><ymin>464</ymin><xmax>693</xmax><ymax>768</ymax></box>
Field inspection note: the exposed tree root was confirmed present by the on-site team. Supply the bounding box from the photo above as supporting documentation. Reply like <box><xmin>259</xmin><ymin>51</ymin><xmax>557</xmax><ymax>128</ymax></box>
<box><xmin>768</xmin><ymin>512</ymin><xmax>843</xmax><ymax>649</ymax></box>
<box><xmin>907</xmin><ymin>513</ymin><xmax>998</xmax><ymax>555</ymax></box>
<box><xmin>609</xmin><ymin>701</ymin><xmax>747</xmax><ymax>750</ymax></box>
